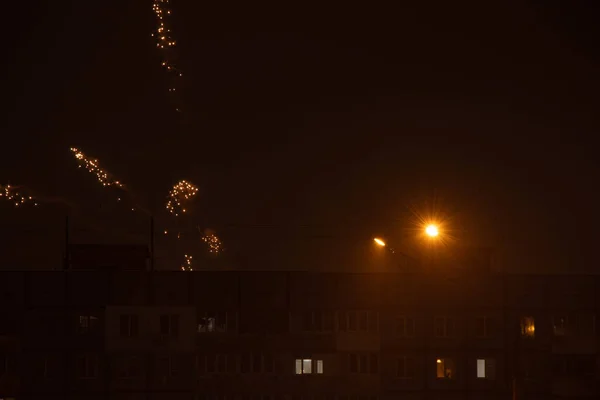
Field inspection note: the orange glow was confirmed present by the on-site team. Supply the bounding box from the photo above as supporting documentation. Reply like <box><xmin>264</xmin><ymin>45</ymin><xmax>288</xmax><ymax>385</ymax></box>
<box><xmin>425</xmin><ymin>224</ymin><xmax>439</xmax><ymax>237</ymax></box>
<box><xmin>373</xmin><ymin>238</ymin><xmax>386</xmax><ymax>247</ymax></box>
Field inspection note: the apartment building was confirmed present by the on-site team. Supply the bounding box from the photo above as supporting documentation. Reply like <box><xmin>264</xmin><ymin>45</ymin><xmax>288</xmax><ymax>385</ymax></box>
<box><xmin>0</xmin><ymin>270</ymin><xmax>599</xmax><ymax>400</ymax></box>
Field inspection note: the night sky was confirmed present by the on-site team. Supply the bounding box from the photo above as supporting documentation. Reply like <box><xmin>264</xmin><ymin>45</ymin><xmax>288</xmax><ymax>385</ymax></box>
<box><xmin>1</xmin><ymin>1</ymin><xmax>599</xmax><ymax>272</ymax></box>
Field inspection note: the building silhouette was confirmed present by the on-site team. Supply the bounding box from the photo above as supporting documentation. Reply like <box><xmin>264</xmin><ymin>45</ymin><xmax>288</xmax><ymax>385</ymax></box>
<box><xmin>0</xmin><ymin>268</ymin><xmax>598</xmax><ymax>399</ymax></box>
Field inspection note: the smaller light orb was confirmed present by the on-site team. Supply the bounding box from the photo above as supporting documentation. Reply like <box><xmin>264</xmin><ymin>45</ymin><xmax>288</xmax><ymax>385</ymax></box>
<box><xmin>425</xmin><ymin>224</ymin><xmax>439</xmax><ymax>237</ymax></box>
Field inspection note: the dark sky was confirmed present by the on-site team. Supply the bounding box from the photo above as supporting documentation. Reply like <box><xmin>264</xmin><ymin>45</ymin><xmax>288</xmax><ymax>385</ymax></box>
<box><xmin>1</xmin><ymin>1</ymin><xmax>599</xmax><ymax>272</ymax></box>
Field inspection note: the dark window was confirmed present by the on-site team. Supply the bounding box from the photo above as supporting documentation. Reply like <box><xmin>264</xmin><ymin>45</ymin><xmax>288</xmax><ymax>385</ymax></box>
<box><xmin>119</xmin><ymin>314</ymin><xmax>138</xmax><ymax>337</ymax></box>
<box><xmin>368</xmin><ymin>312</ymin><xmax>378</xmax><ymax>332</ymax></box>
<box><xmin>264</xmin><ymin>354</ymin><xmax>274</xmax><ymax>373</ymax></box>
<box><xmin>475</xmin><ymin>316</ymin><xmax>489</xmax><ymax>338</ymax></box>
<box><xmin>348</xmin><ymin>312</ymin><xmax>357</xmax><ymax>331</ymax></box>
<box><xmin>160</xmin><ymin>314</ymin><xmax>179</xmax><ymax>337</ymax></box>
<box><xmin>241</xmin><ymin>354</ymin><xmax>251</xmax><ymax>373</ymax></box>
<box><xmin>78</xmin><ymin>315</ymin><xmax>99</xmax><ymax>334</ymax></box>
<box><xmin>252</xmin><ymin>354</ymin><xmax>262</xmax><ymax>372</ymax></box>
<box><xmin>206</xmin><ymin>355</ymin><xmax>216</xmax><ymax>373</ymax></box>
<box><xmin>339</xmin><ymin>312</ymin><xmax>348</xmax><ymax>331</ymax></box>
<box><xmin>396</xmin><ymin>316</ymin><xmax>415</xmax><ymax>337</ymax></box>
<box><xmin>227</xmin><ymin>354</ymin><xmax>237</xmax><ymax>373</ymax></box>
<box><xmin>397</xmin><ymin>356</ymin><xmax>415</xmax><ymax>379</ymax></box>
<box><xmin>199</xmin><ymin>311</ymin><xmax>232</xmax><ymax>333</ymax></box>
<box><xmin>196</xmin><ymin>355</ymin><xmax>206</xmax><ymax>374</ymax></box>
<box><xmin>322</xmin><ymin>311</ymin><xmax>334</xmax><ymax>331</ymax></box>
<box><xmin>552</xmin><ymin>315</ymin><xmax>568</xmax><ymax>336</ymax></box>
<box><xmin>349</xmin><ymin>354</ymin><xmax>358</xmax><ymax>373</ymax></box>
<box><xmin>369</xmin><ymin>354</ymin><xmax>378</xmax><ymax>374</ymax></box>
<box><xmin>359</xmin><ymin>312</ymin><xmax>369</xmax><ymax>331</ymax></box>
<box><xmin>434</xmin><ymin>316</ymin><xmax>454</xmax><ymax>337</ymax></box>
<box><xmin>77</xmin><ymin>354</ymin><xmax>98</xmax><ymax>379</ymax></box>
<box><xmin>349</xmin><ymin>354</ymin><xmax>377</xmax><ymax>374</ymax></box>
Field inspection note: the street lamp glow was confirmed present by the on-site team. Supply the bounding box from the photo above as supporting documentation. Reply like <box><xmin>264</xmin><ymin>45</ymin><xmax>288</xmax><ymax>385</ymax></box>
<box><xmin>373</xmin><ymin>238</ymin><xmax>386</xmax><ymax>247</ymax></box>
<box><xmin>425</xmin><ymin>224</ymin><xmax>439</xmax><ymax>237</ymax></box>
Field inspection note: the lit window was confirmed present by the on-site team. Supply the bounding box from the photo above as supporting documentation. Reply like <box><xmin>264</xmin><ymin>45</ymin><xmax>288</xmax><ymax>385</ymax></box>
<box><xmin>476</xmin><ymin>358</ymin><xmax>496</xmax><ymax>379</ymax></box>
<box><xmin>520</xmin><ymin>317</ymin><xmax>535</xmax><ymax>338</ymax></box>
<box><xmin>295</xmin><ymin>359</ymin><xmax>323</xmax><ymax>375</ymax></box>
<box><xmin>436</xmin><ymin>358</ymin><xmax>455</xmax><ymax>379</ymax></box>
<box><xmin>552</xmin><ymin>316</ymin><xmax>568</xmax><ymax>336</ymax></box>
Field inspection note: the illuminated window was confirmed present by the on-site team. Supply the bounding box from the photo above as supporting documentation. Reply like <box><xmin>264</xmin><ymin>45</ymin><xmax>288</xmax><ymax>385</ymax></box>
<box><xmin>476</xmin><ymin>358</ymin><xmax>496</xmax><ymax>379</ymax></box>
<box><xmin>520</xmin><ymin>317</ymin><xmax>535</xmax><ymax>338</ymax></box>
<box><xmin>436</xmin><ymin>358</ymin><xmax>455</xmax><ymax>379</ymax></box>
<box><xmin>397</xmin><ymin>356</ymin><xmax>416</xmax><ymax>379</ymax></box>
<box><xmin>395</xmin><ymin>316</ymin><xmax>415</xmax><ymax>337</ymax></box>
<box><xmin>295</xmin><ymin>359</ymin><xmax>323</xmax><ymax>375</ymax></box>
<box><xmin>552</xmin><ymin>315</ymin><xmax>568</xmax><ymax>336</ymax></box>
<box><xmin>434</xmin><ymin>316</ymin><xmax>454</xmax><ymax>337</ymax></box>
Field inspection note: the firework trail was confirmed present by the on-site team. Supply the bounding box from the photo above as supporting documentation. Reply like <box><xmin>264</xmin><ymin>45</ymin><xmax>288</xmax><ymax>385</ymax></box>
<box><xmin>152</xmin><ymin>0</ymin><xmax>184</xmax><ymax>113</ymax></box>
<box><xmin>166</xmin><ymin>180</ymin><xmax>198</xmax><ymax>216</ymax></box>
<box><xmin>0</xmin><ymin>184</ymin><xmax>38</xmax><ymax>207</ymax></box>
<box><xmin>70</xmin><ymin>147</ymin><xmax>144</xmax><ymax>212</ymax></box>
<box><xmin>181</xmin><ymin>254</ymin><xmax>193</xmax><ymax>271</ymax></box>
<box><xmin>71</xmin><ymin>148</ymin><xmax>124</xmax><ymax>189</ymax></box>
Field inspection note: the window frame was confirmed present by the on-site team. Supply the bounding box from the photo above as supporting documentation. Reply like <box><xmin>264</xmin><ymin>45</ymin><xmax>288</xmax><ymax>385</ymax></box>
<box><xmin>294</xmin><ymin>358</ymin><xmax>324</xmax><ymax>375</ymax></box>
<box><xmin>434</xmin><ymin>316</ymin><xmax>455</xmax><ymax>338</ymax></box>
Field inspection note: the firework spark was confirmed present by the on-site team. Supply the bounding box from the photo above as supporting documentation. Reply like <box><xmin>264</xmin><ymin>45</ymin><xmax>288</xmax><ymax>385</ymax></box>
<box><xmin>0</xmin><ymin>184</ymin><xmax>38</xmax><ymax>207</ymax></box>
<box><xmin>181</xmin><ymin>254</ymin><xmax>193</xmax><ymax>271</ymax></box>
<box><xmin>202</xmin><ymin>229</ymin><xmax>223</xmax><ymax>254</ymax></box>
<box><xmin>151</xmin><ymin>0</ymin><xmax>183</xmax><ymax>112</ymax></box>
<box><xmin>70</xmin><ymin>148</ymin><xmax>124</xmax><ymax>189</ymax></box>
<box><xmin>166</xmin><ymin>180</ymin><xmax>198</xmax><ymax>216</ymax></box>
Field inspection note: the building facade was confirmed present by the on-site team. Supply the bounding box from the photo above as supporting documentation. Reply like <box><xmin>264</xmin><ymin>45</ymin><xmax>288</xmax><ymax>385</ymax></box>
<box><xmin>0</xmin><ymin>270</ymin><xmax>599</xmax><ymax>399</ymax></box>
